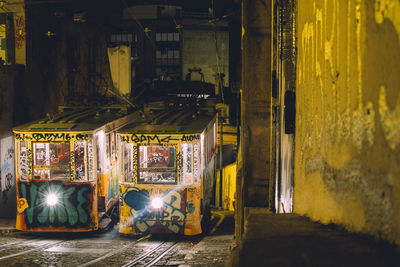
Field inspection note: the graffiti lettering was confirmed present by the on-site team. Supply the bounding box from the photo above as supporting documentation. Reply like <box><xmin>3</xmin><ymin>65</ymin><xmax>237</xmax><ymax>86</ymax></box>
<box><xmin>122</xmin><ymin>187</ymin><xmax>186</xmax><ymax>234</ymax></box>
<box><xmin>126</xmin><ymin>134</ymin><xmax>180</xmax><ymax>144</ymax></box>
<box><xmin>32</xmin><ymin>133</ymin><xmax>72</xmax><ymax>142</ymax></box>
<box><xmin>18</xmin><ymin>181</ymin><xmax>93</xmax><ymax>229</ymax></box>
<box><xmin>16</xmin><ymin>133</ymin><xmax>89</xmax><ymax>142</ymax></box>
<box><xmin>181</xmin><ymin>135</ymin><xmax>200</xmax><ymax>142</ymax></box>
<box><xmin>75</xmin><ymin>134</ymin><xmax>89</xmax><ymax>141</ymax></box>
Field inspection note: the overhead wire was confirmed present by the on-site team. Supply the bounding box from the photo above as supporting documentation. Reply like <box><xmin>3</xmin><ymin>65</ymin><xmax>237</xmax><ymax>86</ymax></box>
<box><xmin>120</xmin><ymin>0</ymin><xmax>155</xmax><ymax>48</ymax></box>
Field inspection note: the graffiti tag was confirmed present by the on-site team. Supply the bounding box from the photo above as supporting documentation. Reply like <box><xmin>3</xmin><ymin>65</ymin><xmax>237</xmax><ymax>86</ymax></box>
<box><xmin>1</xmin><ymin>136</ymin><xmax>15</xmax><ymax>191</ymax></box>
<box><xmin>122</xmin><ymin>187</ymin><xmax>187</xmax><ymax>234</ymax></box>
<box><xmin>121</xmin><ymin>134</ymin><xmax>180</xmax><ymax>144</ymax></box>
<box><xmin>18</xmin><ymin>181</ymin><xmax>93</xmax><ymax>229</ymax></box>
<box><xmin>15</xmin><ymin>133</ymin><xmax>89</xmax><ymax>142</ymax></box>
<box><xmin>121</xmin><ymin>134</ymin><xmax>200</xmax><ymax>144</ymax></box>
<box><xmin>181</xmin><ymin>135</ymin><xmax>200</xmax><ymax>142</ymax></box>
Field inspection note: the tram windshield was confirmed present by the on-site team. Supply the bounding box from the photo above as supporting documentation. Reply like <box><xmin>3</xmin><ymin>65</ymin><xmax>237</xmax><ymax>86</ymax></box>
<box><xmin>31</xmin><ymin>140</ymin><xmax>91</xmax><ymax>180</ymax></box>
<box><xmin>33</xmin><ymin>142</ymin><xmax>70</xmax><ymax>179</ymax></box>
<box><xmin>139</xmin><ymin>146</ymin><xmax>176</xmax><ymax>184</ymax></box>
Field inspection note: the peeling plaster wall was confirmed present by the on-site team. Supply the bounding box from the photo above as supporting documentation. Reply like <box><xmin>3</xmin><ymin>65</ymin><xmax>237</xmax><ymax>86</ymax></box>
<box><xmin>295</xmin><ymin>0</ymin><xmax>400</xmax><ymax>243</ymax></box>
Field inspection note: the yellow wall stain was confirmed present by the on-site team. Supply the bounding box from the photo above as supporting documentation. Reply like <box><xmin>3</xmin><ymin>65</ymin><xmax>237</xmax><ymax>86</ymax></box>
<box><xmin>295</xmin><ymin>0</ymin><xmax>400</xmax><ymax>244</ymax></box>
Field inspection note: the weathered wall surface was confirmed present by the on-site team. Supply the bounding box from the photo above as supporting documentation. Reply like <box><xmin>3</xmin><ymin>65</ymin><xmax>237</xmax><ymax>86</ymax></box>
<box><xmin>295</xmin><ymin>0</ymin><xmax>400</xmax><ymax>243</ymax></box>
<box><xmin>182</xmin><ymin>28</ymin><xmax>229</xmax><ymax>86</ymax></box>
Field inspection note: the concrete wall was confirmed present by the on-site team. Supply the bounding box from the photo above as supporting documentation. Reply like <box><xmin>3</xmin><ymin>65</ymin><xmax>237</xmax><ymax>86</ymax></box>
<box><xmin>182</xmin><ymin>28</ymin><xmax>229</xmax><ymax>86</ymax></box>
<box><xmin>295</xmin><ymin>0</ymin><xmax>400</xmax><ymax>244</ymax></box>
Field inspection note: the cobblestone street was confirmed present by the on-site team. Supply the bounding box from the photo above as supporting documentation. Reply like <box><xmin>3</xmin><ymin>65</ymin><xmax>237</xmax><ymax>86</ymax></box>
<box><xmin>0</xmin><ymin>211</ymin><xmax>234</xmax><ymax>267</ymax></box>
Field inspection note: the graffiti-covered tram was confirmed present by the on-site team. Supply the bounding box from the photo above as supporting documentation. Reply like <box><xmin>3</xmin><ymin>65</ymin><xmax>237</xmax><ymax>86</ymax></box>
<box><xmin>118</xmin><ymin>101</ymin><xmax>217</xmax><ymax>235</ymax></box>
<box><xmin>13</xmin><ymin>105</ymin><xmax>138</xmax><ymax>232</ymax></box>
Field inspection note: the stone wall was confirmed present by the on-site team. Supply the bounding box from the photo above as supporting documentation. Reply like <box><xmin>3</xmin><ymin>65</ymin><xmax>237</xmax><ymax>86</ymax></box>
<box><xmin>295</xmin><ymin>0</ymin><xmax>400</xmax><ymax>244</ymax></box>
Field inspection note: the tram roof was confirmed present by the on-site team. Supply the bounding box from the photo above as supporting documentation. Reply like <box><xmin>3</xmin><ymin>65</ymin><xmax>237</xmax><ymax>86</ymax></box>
<box><xmin>118</xmin><ymin>104</ymin><xmax>216</xmax><ymax>135</ymax></box>
<box><xmin>13</xmin><ymin>105</ymin><xmax>135</xmax><ymax>132</ymax></box>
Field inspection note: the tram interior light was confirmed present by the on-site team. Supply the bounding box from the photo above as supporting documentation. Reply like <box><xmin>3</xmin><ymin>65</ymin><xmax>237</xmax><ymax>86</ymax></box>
<box><xmin>45</xmin><ymin>193</ymin><xmax>59</xmax><ymax>206</ymax></box>
<box><xmin>151</xmin><ymin>197</ymin><xmax>163</xmax><ymax>209</ymax></box>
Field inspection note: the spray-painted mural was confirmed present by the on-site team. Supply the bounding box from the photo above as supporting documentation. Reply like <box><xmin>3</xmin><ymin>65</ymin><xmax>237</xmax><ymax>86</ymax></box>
<box><xmin>296</xmin><ymin>0</ymin><xmax>400</xmax><ymax>244</ymax></box>
<box><xmin>1</xmin><ymin>136</ymin><xmax>15</xmax><ymax>192</ymax></box>
<box><xmin>119</xmin><ymin>186</ymin><xmax>201</xmax><ymax>235</ymax></box>
<box><xmin>16</xmin><ymin>180</ymin><xmax>96</xmax><ymax>231</ymax></box>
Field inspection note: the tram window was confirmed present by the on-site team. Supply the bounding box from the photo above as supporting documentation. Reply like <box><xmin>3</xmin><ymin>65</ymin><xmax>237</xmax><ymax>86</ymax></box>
<box><xmin>33</xmin><ymin>142</ymin><xmax>70</xmax><ymax>179</ymax></box>
<box><xmin>74</xmin><ymin>141</ymin><xmax>86</xmax><ymax>180</ymax></box>
<box><xmin>123</xmin><ymin>143</ymin><xmax>134</xmax><ymax>182</ymax></box>
<box><xmin>138</xmin><ymin>146</ymin><xmax>176</xmax><ymax>184</ymax></box>
<box><xmin>181</xmin><ymin>143</ymin><xmax>193</xmax><ymax>185</ymax></box>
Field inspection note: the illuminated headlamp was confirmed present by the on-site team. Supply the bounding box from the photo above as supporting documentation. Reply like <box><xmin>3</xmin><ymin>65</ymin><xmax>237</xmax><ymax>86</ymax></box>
<box><xmin>151</xmin><ymin>197</ymin><xmax>163</xmax><ymax>209</ymax></box>
<box><xmin>45</xmin><ymin>193</ymin><xmax>59</xmax><ymax>206</ymax></box>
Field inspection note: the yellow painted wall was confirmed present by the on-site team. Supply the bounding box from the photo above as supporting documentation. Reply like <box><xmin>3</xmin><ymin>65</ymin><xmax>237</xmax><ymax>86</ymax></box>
<box><xmin>216</xmin><ymin>162</ymin><xmax>236</xmax><ymax>211</ymax></box>
<box><xmin>295</xmin><ymin>0</ymin><xmax>400</xmax><ymax>244</ymax></box>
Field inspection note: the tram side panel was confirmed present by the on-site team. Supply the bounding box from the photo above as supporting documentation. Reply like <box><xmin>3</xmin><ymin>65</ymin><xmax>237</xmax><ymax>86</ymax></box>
<box><xmin>14</xmin><ymin>132</ymin><xmax>99</xmax><ymax>232</ymax></box>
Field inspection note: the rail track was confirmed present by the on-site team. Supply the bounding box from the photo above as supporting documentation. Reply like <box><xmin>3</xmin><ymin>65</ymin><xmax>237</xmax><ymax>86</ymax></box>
<box><xmin>79</xmin><ymin>234</ymin><xmax>181</xmax><ymax>267</ymax></box>
<box><xmin>0</xmin><ymin>239</ymin><xmax>67</xmax><ymax>261</ymax></box>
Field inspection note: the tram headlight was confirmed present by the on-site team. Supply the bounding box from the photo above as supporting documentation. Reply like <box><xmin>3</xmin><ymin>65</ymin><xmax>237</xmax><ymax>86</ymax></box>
<box><xmin>151</xmin><ymin>197</ymin><xmax>163</xmax><ymax>209</ymax></box>
<box><xmin>45</xmin><ymin>193</ymin><xmax>59</xmax><ymax>207</ymax></box>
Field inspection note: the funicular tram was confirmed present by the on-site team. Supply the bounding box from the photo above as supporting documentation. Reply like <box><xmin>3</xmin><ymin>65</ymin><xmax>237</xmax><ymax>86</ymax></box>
<box><xmin>118</xmin><ymin>99</ymin><xmax>218</xmax><ymax>235</ymax></box>
<box><xmin>13</xmin><ymin>105</ymin><xmax>138</xmax><ymax>232</ymax></box>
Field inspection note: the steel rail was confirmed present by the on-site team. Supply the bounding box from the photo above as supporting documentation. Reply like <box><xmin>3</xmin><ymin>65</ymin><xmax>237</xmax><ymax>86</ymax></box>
<box><xmin>0</xmin><ymin>237</ymin><xmax>41</xmax><ymax>253</ymax></box>
<box><xmin>77</xmin><ymin>234</ymin><xmax>152</xmax><ymax>267</ymax></box>
<box><xmin>143</xmin><ymin>241</ymin><xmax>179</xmax><ymax>267</ymax></box>
<box><xmin>0</xmin><ymin>239</ymin><xmax>67</xmax><ymax>261</ymax></box>
<box><xmin>0</xmin><ymin>237</ymin><xmax>38</xmax><ymax>249</ymax></box>
<box><xmin>121</xmin><ymin>241</ymin><xmax>184</xmax><ymax>267</ymax></box>
<box><xmin>120</xmin><ymin>241</ymin><xmax>168</xmax><ymax>267</ymax></box>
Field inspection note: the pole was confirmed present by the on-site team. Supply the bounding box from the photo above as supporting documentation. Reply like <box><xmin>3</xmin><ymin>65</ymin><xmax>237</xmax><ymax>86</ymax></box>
<box><xmin>219</xmin><ymin>111</ymin><xmax>223</xmax><ymax>209</ymax></box>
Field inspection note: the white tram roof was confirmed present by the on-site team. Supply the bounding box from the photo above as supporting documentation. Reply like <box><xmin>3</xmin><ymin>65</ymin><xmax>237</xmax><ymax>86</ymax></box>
<box><xmin>13</xmin><ymin>105</ymin><xmax>136</xmax><ymax>133</ymax></box>
<box><xmin>118</xmin><ymin>102</ymin><xmax>216</xmax><ymax>135</ymax></box>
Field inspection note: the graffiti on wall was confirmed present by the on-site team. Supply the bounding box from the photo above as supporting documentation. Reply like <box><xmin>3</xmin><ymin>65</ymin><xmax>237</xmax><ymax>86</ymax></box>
<box><xmin>1</xmin><ymin>136</ymin><xmax>15</xmax><ymax>192</ymax></box>
<box><xmin>120</xmin><ymin>187</ymin><xmax>187</xmax><ymax>234</ymax></box>
<box><xmin>17</xmin><ymin>181</ymin><xmax>94</xmax><ymax>229</ymax></box>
